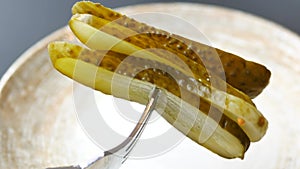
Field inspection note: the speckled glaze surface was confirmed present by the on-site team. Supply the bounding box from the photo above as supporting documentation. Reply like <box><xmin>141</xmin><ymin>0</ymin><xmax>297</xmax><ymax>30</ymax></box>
<box><xmin>1</xmin><ymin>3</ymin><xmax>300</xmax><ymax>169</ymax></box>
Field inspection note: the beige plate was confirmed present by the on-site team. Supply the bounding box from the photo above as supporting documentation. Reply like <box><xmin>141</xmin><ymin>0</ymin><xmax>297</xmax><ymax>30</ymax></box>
<box><xmin>1</xmin><ymin>3</ymin><xmax>300</xmax><ymax>169</ymax></box>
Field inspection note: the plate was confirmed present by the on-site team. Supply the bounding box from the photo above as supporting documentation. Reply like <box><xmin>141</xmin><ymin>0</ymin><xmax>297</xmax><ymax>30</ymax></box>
<box><xmin>1</xmin><ymin>3</ymin><xmax>300</xmax><ymax>169</ymax></box>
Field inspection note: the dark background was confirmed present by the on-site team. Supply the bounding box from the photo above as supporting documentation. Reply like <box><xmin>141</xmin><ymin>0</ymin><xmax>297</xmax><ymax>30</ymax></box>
<box><xmin>0</xmin><ymin>0</ymin><xmax>299</xmax><ymax>78</ymax></box>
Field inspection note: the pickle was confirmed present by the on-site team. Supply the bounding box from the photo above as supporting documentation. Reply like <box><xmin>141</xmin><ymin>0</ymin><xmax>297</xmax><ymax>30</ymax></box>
<box><xmin>68</xmin><ymin>17</ymin><xmax>267</xmax><ymax>142</ymax></box>
<box><xmin>69</xmin><ymin>13</ymin><xmax>255</xmax><ymax>106</ymax></box>
<box><xmin>71</xmin><ymin>1</ymin><xmax>271</xmax><ymax>98</ymax></box>
<box><xmin>48</xmin><ymin>42</ymin><xmax>250</xmax><ymax>159</ymax></box>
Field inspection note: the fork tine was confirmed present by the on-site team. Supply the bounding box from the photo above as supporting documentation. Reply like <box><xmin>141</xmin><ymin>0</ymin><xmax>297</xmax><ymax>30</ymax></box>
<box><xmin>121</xmin><ymin>87</ymin><xmax>160</xmax><ymax>162</ymax></box>
<box><xmin>105</xmin><ymin>87</ymin><xmax>160</xmax><ymax>163</ymax></box>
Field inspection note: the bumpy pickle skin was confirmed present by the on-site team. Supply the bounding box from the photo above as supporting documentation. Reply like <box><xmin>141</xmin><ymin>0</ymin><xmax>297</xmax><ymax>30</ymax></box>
<box><xmin>48</xmin><ymin>42</ymin><xmax>250</xmax><ymax>159</ymax></box>
<box><xmin>71</xmin><ymin>1</ymin><xmax>271</xmax><ymax>98</ymax></box>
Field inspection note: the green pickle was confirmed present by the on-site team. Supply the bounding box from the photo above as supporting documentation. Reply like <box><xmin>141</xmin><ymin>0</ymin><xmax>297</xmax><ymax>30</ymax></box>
<box><xmin>48</xmin><ymin>1</ymin><xmax>270</xmax><ymax>159</ymax></box>
<box><xmin>72</xmin><ymin>1</ymin><xmax>271</xmax><ymax>98</ymax></box>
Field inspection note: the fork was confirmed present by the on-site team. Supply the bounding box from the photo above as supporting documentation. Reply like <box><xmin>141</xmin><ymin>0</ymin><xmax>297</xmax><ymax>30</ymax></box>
<box><xmin>47</xmin><ymin>87</ymin><xmax>160</xmax><ymax>169</ymax></box>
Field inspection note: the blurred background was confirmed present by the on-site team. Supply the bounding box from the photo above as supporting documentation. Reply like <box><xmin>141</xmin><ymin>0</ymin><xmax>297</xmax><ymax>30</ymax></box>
<box><xmin>0</xmin><ymin>0</ymin><xmax>299</xmax><ymax>78</ymax></box>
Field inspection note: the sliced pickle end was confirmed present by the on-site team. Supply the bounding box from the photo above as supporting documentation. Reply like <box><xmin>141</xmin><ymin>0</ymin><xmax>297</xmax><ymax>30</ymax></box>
<box><xmin>72</xmin><ymin>1</ymin><xmax>122</xmax><ymax>21</ymax></box>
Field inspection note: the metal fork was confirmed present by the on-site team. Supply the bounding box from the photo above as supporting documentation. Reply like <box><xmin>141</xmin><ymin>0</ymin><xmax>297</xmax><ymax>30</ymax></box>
<box><xmin>47</xmin><ymin>87</ymin><xmax>160</xmax><ymax>169</ymax></box>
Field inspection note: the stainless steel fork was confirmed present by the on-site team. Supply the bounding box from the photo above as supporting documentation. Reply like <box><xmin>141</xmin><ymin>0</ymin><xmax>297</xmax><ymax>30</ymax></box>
<box><xmin>47</xmin><ymin>87</ymin><xmax>160</xmax><ymax>169</ymax></box>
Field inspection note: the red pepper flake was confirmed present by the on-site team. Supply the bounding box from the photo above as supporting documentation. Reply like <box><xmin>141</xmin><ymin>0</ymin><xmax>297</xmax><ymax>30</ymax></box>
<box><xmin>237</xmin><ymin>118</ymin><xmax>245</xmax><ymax>126</ymax></box>
<box><xmin>258</xmin><ymin>116</ymin><xmax>265</xmax><ymax>127</ymax></box>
